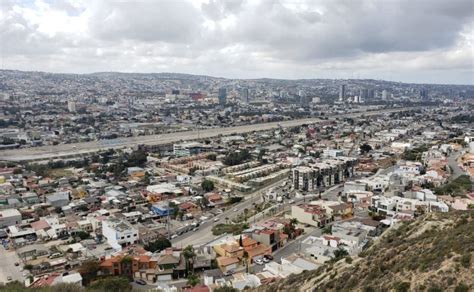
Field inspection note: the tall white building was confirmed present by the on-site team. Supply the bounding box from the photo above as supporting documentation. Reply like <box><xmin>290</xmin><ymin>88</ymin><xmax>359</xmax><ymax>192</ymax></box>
<box><xmin>67</xmin><ymin>100</ymin><xmax>76</xmax><ymax>112</ymax></box>
<box><xmin>102</xmin><ymin>218</ymin><xmax>139</xmax><ymax>250</ymax></box>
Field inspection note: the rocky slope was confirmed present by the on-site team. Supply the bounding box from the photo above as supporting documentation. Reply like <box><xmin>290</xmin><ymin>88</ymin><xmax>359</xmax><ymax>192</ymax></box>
<box><xmin>254</xmin><ymin>211</ymin><xmax>474</xmax><ymax>292</ymax></box>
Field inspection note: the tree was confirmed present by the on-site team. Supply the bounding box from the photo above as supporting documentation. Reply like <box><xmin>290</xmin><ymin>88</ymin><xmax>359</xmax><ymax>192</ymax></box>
<box><xmin>144</xmin><ymin>237</ymin><xmax>172</xmax><ymax>252</ymax></box>
<box><xmin>77</xmin><ymin>260</ymin><xmax>99</xmax><ymax>286</ymax></box>
<box><xmin>333</xmin><ymin>248</ymin><xmax>349</xmax><ymax>261</ymax></box>
<box><xmin>126</xmin><ymin>149</ymin><xmax>148</xmax><ymax>167</ymax></box>
<box><xmin>359</xmin><ymin>143</ymin><xmax>373</xmax><ymax>155</ymax></box>
<box><xmin>242</xmin><ymin>251</ymin><xmax>250</xmax><ymax>273</ymax></box>
<box><xmin>182</xmin><ymin>245</ymin><xmax>196</xmax><ymax>276</ymax></box>
<box><xmin>187</xmin><ymin>274</ymin><xmax>200</xmax><ymax>287</ymax></box>
<box><xmin>88</xmin><ymin>276</ymin><xmax>131</xmax><ymax>291</ymax></box>
<box><xmin>201</xmin><ymin>179</ymin><xmax>215</xmax><ymax>192</ymax></box>
<box><xmin>243</xmin><ymin>208</ymin><xmax>249</xmax><ymax>222</ymax></box>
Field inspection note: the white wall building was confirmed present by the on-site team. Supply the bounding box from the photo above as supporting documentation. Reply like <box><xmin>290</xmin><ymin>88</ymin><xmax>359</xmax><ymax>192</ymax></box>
<box><xmin>102</xmin><ymin>218</ymin><xmax>139</xmax><ymax>250</ymax></box>
<box><xmin>0</xmin><ymin>209</ymin><xmax>22</xmax><ymax>228</ymax></box>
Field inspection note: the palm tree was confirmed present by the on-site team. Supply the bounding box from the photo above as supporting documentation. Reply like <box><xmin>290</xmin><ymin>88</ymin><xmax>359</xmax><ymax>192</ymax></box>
<box><xmin>182</xmin><ymin>245</ymin><xmax>196</xmax><ymax>277</ymax></box>
<box><xmin>242</xmin><ymin>251</ymin><xmax>250</xmax><ymax>274</ymax></box>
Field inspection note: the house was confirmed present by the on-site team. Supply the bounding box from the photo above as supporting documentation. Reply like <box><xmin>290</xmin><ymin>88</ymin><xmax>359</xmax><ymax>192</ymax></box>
<box><xmin>214</xmin><ymin>242</ymin><xmax>244</xmax><ymax>259</ymax></box>
<box><xmin>151</xmin><ymin>204</ymin><xmax>174</xmax><ymax>217</ymax></box>
<box><xmin>291</xmin><ymin>204</ymin><xmax>329</xmax><ymax>227</ymax></box>
<box><xmin>0</xmin><ymin>208</ymin><xmax>21</xmax><ymax>228</ymax></box>
<box><xmin>231</xmin><ymin>273</ymin><xmax>261</xmax><ymax>290</ymax></box>
<box><xmin>102</xmin><ymin>218</ymin><xmax>139</xmax><ymax>250</ymax></box>
<box><xmin>216</xmin><ymin>257</ymin><xmax>240</xmax><ymax>273</ymax></box>
<box><xmin>326</xmin><ymin>203</ymin><xmax>353</xmax><ymax>219</ymax></box>
<box><xmin>46</xmin><ymin>192</ymin><xmax>70</xmax><ymax>208</ymax></box>
<box><xmin>251</xmin><ymin>229</ymin><xmax>281</xmax><ymax>252</ymax></box>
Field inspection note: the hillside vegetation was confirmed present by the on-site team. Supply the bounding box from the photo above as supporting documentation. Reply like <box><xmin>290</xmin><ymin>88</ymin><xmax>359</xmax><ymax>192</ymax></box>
<box><xmin>254</xmin><ymin>211</ymin><xmax>474</xmax><ymax>292</ymax></box>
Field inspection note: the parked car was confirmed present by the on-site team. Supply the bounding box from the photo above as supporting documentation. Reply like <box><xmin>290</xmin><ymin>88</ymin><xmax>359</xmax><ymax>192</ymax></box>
<box><xmin>264</xmin><ymin>254</ymin><xmax>274</xmax><ymax>260</ymax></box>
<box><xmin>135</xmin><ymin>279</ymin><xmax>146</xmax><ymax>285</ymax></box>
<box><xmin>254</xmin><ymin>259</ymin><xmax>264</xmax><ymax>265</ymax></box>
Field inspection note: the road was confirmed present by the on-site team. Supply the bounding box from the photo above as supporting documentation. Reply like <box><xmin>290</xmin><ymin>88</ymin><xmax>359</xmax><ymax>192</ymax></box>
<box><xmin>171</xmin><ymin>179</ymin><xmax>286</xmax><ymax>247</ymax></box>
<box><xmin>447</xmin><ymin>150</ymin><xmax>466</xmax><ymax>180</ymax></box>
<box><xmin>0</xmin><ymin>246</ymin><xmax>23</xmax><ymax>285</ymax></box>
<box><xmin>0</xmin><ymin>107</ymin><xmax>415</xmax><ymax>162</ymax></box>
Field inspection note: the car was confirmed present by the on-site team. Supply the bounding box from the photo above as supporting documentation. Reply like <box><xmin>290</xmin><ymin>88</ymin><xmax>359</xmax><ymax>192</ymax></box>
<box><xmin>135</xmin><ymin>279</ymin><xmax>146</xmax><ymax>285</ymax></box>
<box><xmin>254</xmin><ymin>259</ymin><xmax>264</xmax><ymax>265</ymax></box>
<box><xmin>14</xmin><ymin>262</ymin><xmax>19</xmax><ymax>266</ymax></box>
<box><xmin>223</xmin><ymin>270</ymin><xmax>234</xmax><ymax>276</ymax></box>
<box><xmin>234</xmin><ymin>208</ymin><xmax>238</xmax><ymax>212</ymax></box>
<box><xmin>288</xmin><ymin>199</ymin><xmax>295</xmax><ymax>204</ymax></box>
<box><xmin>192</xmin><ymin>228</ymin><xmax>199</xmax><ymax>232</ymax></box>
<box><xmin>7</xmin><ymin>276</ymin><xmax>12</xmax><ymax>281</ymax></box>
<box><xmin>171</xmin><ymin>234</ymin><xmax>178</xmax><ymax>239</ymax></box>
<box><xmin>264</xmin><ymin>255</ymin><xmax>274</xmax><ymax>260</ymax></box>
<box><xmin>214</xmin><ymin>218</ymin><xmax>220</xmax><ymax>222</ymax></box>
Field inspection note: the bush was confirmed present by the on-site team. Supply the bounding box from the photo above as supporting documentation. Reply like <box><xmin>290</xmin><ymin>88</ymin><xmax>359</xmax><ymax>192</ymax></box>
<box><xmin>88</xmin><ymin>276</ymin><xmax>131</xmax><ymax>291</ymax></box>
<box><xmin>394</xmin><ymin>282</ymin><xmax>410</xmax><ymax>292</ymax></box>
<box><xmin>460</xmin><ymin>254</ymin><xmax>471</xmax><ymax>268</ymax></box>
<box><xmin>455</xmin><ymin>283</ymin><xmax>469</xmax><ymax>292</ymax></box>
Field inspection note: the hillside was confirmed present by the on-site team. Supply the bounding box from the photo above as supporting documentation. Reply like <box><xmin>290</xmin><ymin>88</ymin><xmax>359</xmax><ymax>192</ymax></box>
<box><xmin>255</xmin><ymin>211</ymin><xmax>474</xmax><ymax>292</ymax></box>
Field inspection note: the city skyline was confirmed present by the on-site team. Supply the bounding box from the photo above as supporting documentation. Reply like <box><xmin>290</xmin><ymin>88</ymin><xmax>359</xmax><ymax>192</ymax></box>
<box><xmin>1</xmin><ymin>0</ymin><xmax>473</xmax><ymax>85</ymax></box>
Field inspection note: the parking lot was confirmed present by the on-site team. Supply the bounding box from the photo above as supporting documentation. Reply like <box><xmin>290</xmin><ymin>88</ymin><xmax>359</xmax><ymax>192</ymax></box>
<box><xmin>0</xmin><ymin>246</ymin><xmax>24</xmax><ymax>285</ymax></box>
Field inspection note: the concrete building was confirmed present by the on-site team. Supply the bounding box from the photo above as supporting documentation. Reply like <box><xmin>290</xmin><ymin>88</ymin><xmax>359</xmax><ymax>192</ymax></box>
<box><xmin>218</xmin><ymin>88</ymin><xmax>227</xmax><ymax>105</ymax></box>
<box><xmin>291</xmin><ymin>204</ymin><xmax>329</xmax><ymax>227</ymax></box>
<box><xmin>0</xmin><ymin>208</ymin><xmax>22</xmax><ymax>228</ymax></box>
<box><xmin>102</xmin><ymin>218</ymin><xmax>139</xmax><ymax>250</ymax></box>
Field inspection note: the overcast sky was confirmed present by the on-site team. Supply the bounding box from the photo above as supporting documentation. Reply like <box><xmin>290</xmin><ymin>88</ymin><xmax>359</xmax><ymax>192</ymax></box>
<box><xmin>1</xmin><ymin>0</ymin><xmax>473</xmax><ymax>84</ymax></box>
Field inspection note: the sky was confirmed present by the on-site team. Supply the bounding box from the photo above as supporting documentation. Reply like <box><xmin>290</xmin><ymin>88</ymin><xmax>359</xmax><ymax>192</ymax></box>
<box><xmin>0</xmin><ymin>0</ymin><xmax>473</xmax><ymax>84</ymax></box>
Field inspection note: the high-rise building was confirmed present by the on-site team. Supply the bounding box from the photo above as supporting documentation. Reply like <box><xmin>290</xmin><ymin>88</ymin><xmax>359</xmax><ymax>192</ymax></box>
<box><xmin>419</xmin><ymin>89</ymin><xmax>428</xmax><ymax>100</ymax></box>
<box><xmin>382</xmin><ymin>90</ymin><xmax>389</xmax><ymax>100</ymax></box>
<box><xmin>368</xmin><ymin>89</ymin><xmax>375</xmax><ymax>100</ymax></box>
<box><xmin>67</xmin><ymin>100</ymin><xmax>76</xmax><ymax>112</ymax></box>
<box><xmin>218</xmin><ymin>88</ymin><xmax>227</xmax><ymax>105</ymax></box>
<box><xmin>359</xmin><ymin>89</ymin><xmax>368</xmax><ymax>102</ymax></box>
<box><xmin>242</xmin><ymin>88</ymin><xmax>249</xmax><ymax>103</ymax></box>
<box><xmin>339</xmin><ymin>85</ymin><xmax>346</xmax><ymax>102</ymax></box>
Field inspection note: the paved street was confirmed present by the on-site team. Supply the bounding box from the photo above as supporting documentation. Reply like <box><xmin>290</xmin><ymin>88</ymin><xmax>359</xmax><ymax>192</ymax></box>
<box><xmin>447</xmin><ymin>150</ymin><xmax>466</xmax><ymax>180</ymax></box>
<box><xmin>0</xmin><ymin>246</ymin><xmax>23</xmax><ymax>285</ymax></box>
<box><xmin>171</xmin><ymin>179</ymin><xmax>286</xmax><ymax>247</ymax></box>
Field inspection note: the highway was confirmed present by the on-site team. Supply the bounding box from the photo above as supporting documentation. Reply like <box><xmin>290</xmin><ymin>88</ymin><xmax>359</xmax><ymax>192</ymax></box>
<box><xmin>0</xmin><ymin>107</ymin><xmax>414</xmax><ymax>162</ymax></box>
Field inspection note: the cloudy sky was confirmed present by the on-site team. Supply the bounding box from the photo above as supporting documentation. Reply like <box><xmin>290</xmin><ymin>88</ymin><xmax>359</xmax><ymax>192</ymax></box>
<box><xmin>1</xmin><ymin>0</ymin><xmax>473</xmax><ymax>84</ymax></box>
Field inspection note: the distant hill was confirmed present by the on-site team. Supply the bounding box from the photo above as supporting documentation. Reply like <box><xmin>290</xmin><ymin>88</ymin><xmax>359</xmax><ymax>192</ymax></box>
<box><xmin>255</xmin><ymin>211</ymin><xmax>474</xmax><ymax>292</ymax></box>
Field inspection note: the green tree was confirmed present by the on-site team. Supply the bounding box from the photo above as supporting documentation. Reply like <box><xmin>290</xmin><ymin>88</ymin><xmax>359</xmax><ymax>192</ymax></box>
<box><xmin>201</xmin><ymin>179</ymin><xmax>215</xmax><ymax>192</ymax></box>
<box><xmin>333</xmin><ymin>248</ymin><xmax>349</xmax><ymax>261</ymax></box>
<box><xmin>77</xmin><ymin>260</ymin><xmax>100</xmax><ymax>286</ymax></box>
<box><xmin>187</xmin><ymin>274</ymin><xmax>200</xmax><ymax>287</ymax></box>
<box><xmin>144</xmin><ymin>237</ymin><xmax>172</xmax><ymax>252</ymax></box>
<box><xmin>127</xmin><ymin>149</ymin><xmax>148</xmax><ymax>167</ymax></box>
<box><xmin>242</xmin><ymin>250</ymin><xmax>250</xmax><ymax>273</ymax></box>
<box><xmin>359</xmin><ymin>143</ymin><xmax>373</xmax><ymax>155</ymax></box>
<box><xmin>182</xmin><ymin>245</ymin><xmax>196</xmax><ymax>276</ymax></box>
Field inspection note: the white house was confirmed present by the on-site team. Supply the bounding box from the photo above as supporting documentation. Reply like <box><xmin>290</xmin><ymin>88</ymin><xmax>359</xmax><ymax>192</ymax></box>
<box><xmin>102</xmin><ymin>218</ymin><xmax>139</xmax><ymax>250</ymax></box>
